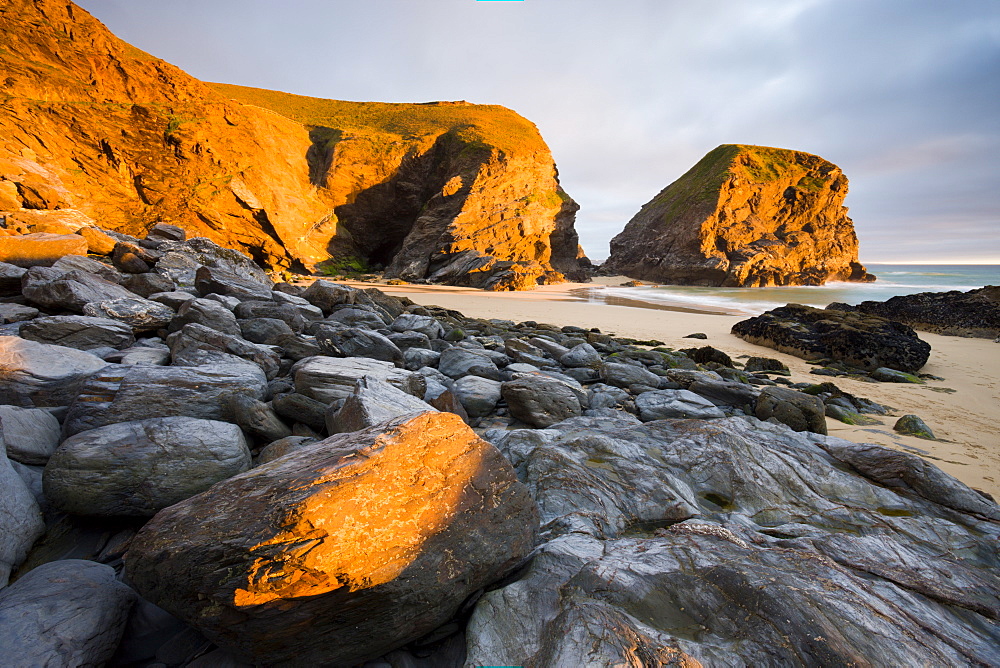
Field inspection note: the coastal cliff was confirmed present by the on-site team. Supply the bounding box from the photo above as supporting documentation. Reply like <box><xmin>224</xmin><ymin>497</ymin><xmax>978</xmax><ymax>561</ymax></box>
<box><xmin>0</xmin><ymin>0</ymin><xmax>584</xmax><ymax>289</ymax></box>
<box><xmin>604</xmin><ymin>144</ymin><xmax>873</xmax><ymax>287</ymax></box>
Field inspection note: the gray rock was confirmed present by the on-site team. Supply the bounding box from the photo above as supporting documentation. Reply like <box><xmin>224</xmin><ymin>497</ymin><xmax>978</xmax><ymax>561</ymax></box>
<box><xmin>600</xmin><ymin>361</ymin><xmax>661</xmax><ymax>390</ymax></box>
<box><xmin>502</xmin><ymin>375</ymin><xmax>583</xmax><ymax>427</ymax></box>
<box><xmin>755</xmin><ymin>386</ymin><xmax>828</xmax><ymax>434</ymax></box>
<box><xmin>316</xmin><ymin>326</ymin><xmax>403</xmax><ymax>365</ymax></box>
<box><xmin>529</xmin><ymin>336</ymin><xmax>571</xmax><ymax>360</ymax></box>
<box><xmin>154</xmin><ymin>237</ymin><xmax>272</xmax><ymax>291</ymax></box>
<box><xmin>44</xmin><ymin>417</ymin><xmax>251</xmax><ymax>517</ymax></box>
<box><xmin>169</xmin><ymin>297</ymin><xmax>242</xmax><ymax>336</ymax></box>
<box><xmin>0</xmin><ymin>405</ymin><xmax>61</xmax><ymax>465</ymax></box>
<box><xmin>688</xmin><ymin>376</ymin><xmax>759</xmax><ymax>408</ymax></box>
<box><xmin>504</xmin><ymin>338</ymin><xmax>547</xmax><ymax>364</ymax></box>
<box><xmin>390</xmin><ymin>314</ymin><xmax>444</xmax><ymax>339</ymax></box>
<box><xmin>635</xmin><ymin>389</ymin><xmax>726</xmax><ymax>421</ymax></box>
<box><xmin>0</xmin><ymin>261</ymin><xmax>27</xmax><ymax>296</ymax></box>
<box><xmin>893</xmin><ymin>414</ymin><xmax>936</xmax><ymax>439</ymax></box>
<box><xmin>149</xmin><ymin>290</ymin><xmax>197</xmax><ymax>310</ymax></box>
<box><xmin>453</xmin><ymin>375</ymin><xmax>502</xmax><ymax>418</ymax></box>
<box><xmin>122</xmin><ymin>271</ymin><xmax>176</xmax><ymax>298</ymax></box>
<box><xmin>387</xmin><ymin>330</ymin><xmax>432</xmax><ymax>351</ymax></box>
<box><xmin>0</xmin><ymin>337</ymin><xmax>108</xmax><ymax>407</ymax></box>
<box><xmin>325</xmin><ymin>306</ymin><xmax>387</xmax><ymax>329</ymax></box>
<box><xmin>744</xmin><ymin>355</ymin><xmax>791</xmax><ymax>375</ymax></box>
<box><xmin>300</xmin><ymin>280</ymin><xmax>357</xmax><ymax>313</ymax></box>
<box><xmin>195</xmin><ymin>265</ymin><xmax>272</xmax><ymax>302</ymax></box>
<box><xmin>292</xmin><ymin>356</ymin><xmax>426</xmax><ymax>404</ymax></box>
<box><xmin>114</xmin><ymin>346</ymin><xmax>172</xmax><ymax>366</ymax></box>
<box><xmin>146</xmin><ymin>222</ymin><xmax>186</xmax><ymax>243</ymax></box>
<box><xmin>438</xmin><ymin>347</ymin><xmax>501</xmax><ymax>381</ymax></box>
<box><xmin>19</xmin><ymin>315</ymin><xmax>135</xmax><ymax>350</ymax></box>
<box><xmin>0</xmin><ymin>443</ymin><xmax>44</xmax><ymax>586</ymax></box>
<box><xmin>83</xmin><ymin>297</ymin><xmax>176</xmax><ymax>331</ymax></box>
<box><xmin>326</xmin><ymin>377</ymin><xmax>437</xmax><ymax>434</ymax></box>
<box><xmin>234</xmin><ymin>301</ymin><xmax>306</xmax><ymax>331</ymax></box>
<box><xmin>63</xmin><ymin>363</ymin><xmax>268</xmax><ymax>436</ymax></box>
<box><xmin>51</xmin><ymin>254</ymin><xmax>122</xmax><ymax>283</ymax></box>
<box><xmin>168</xmin><ymin>323</ymin><xmax>281</xmax><ymax>380</ymax></box>
<box><xmin>271</xmin><ymin>392</ymin><xmax>328</xmax><ymax>431</ymax></box>
<box><xmin>125</xmin><ymin>412</ymin><xmax>538</xmax><ymax>666</ymax></box>
<box><xmin>224</xmin><ymin>395</ymin><xmax>292</xmax><ymax>444</ymax></box>
<box><xmin>257</xmin><ymin>435</ymin><xmax>316</xmax><ymax>465</ymax></box>
<box><xmin>587</xmin><ymin>383</ymin><xmax>631</xmax><ymax>410</ymax></box>
<box><xmin>403</xmin><ymin>347</ymin><xmax>441</xmax><ymax>371</ymax></box>
<box><xmin>239</xmin><ymin>317</ymin><xmax>294</xmax><ymax>345</ymax></box>
<box><xmin>559</xmin><ymin>342</ymin><xmax>601</xmax><ymax>368</ymax></box>
<box><xmin>0</xmin><ymin>560</ymin><xmax>136</xmax><ymax>666</ymax></box>
<box><xmin>871</xmin><ymin>367</ymin><xmax>925</xmax><ymax>383</ymax></box>
<box><xmin>21</xmin><ymin>266</ymin><xmax>139</xmax><ymax>312</ymax></box>
<box><xmin>273</xmin><ymin>333</ymin><xmax>323</xmax><ymax>362</ymax></box>
<box><xmin>0</xmin><ymin>303</ymin><xmax>39</xmax><ymax>324</ymax></box>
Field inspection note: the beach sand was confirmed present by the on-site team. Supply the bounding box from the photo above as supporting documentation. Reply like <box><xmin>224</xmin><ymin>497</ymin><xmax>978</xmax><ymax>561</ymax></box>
<box><xmin>341</xmin><ymin>276</ymin><xmax>1000</xmax><ymax>498</ymax></box>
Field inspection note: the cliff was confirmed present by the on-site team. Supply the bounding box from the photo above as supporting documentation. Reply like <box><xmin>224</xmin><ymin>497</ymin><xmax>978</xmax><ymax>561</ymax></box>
<box><xmin>603</xmin><ymin>144</ymin><xmax>873</xmax><ymax>287</ymax></box>
<box><xmin>0</xmin><ymin>0</ymin><xmax>585</xmax><ymax>289</ymax></box>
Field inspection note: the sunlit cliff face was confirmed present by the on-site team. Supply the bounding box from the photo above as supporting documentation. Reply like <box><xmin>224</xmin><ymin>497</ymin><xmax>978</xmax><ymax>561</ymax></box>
<box><xmin>232</xmin><ymin>416</ymin><xmax>488</xmax><ymax>606</ymax></box>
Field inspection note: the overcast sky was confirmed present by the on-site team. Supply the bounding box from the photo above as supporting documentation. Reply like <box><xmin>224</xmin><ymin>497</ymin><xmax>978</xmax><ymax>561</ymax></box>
<box><xmin>76</xmin><ymin>0</ymin><xmax>999</xmax><ymax>263</ymax></box>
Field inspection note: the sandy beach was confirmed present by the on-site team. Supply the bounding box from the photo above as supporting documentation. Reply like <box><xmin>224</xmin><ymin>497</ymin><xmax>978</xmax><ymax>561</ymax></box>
<box><xmin>342</xmin><ymin>276</ymin><xmax>1000</xmax><ymax>499</ymax></box>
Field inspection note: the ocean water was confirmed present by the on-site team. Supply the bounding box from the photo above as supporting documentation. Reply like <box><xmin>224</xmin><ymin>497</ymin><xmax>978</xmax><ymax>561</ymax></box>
<box><xmin>582</xmin><ymin>264</ymin><xmax>1000</xmax><ymax>316</ymax></box>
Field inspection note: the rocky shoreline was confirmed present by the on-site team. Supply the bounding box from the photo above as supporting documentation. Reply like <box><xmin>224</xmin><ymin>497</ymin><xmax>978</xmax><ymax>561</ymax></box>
<box><xmin>1</xmin><ymin>228</ymin><xmax>998</xmax><ymax>666</ymax></box>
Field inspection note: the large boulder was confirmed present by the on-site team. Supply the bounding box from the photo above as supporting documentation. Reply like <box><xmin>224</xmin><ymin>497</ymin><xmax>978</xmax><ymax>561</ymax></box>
<box><xmin>635</xmin><ymin>388</ymin><xmax>726</xmax><ymax>421</ymax></box>
<box><xmin>154</xmin><ymin>237</ymin><xmax>273</xmax><ymax>291</ymax></box>
<box><xmin>502</xmin><ymin>375</ymin><xmax>583</xmax><ymax>427</ymax></box>
<box><xmin>168</xmin><ymin>323</ymin><xmax>280</xmax><ymax>379</ymax></box>
<box><xmin>0</xmin><ymin>232</ymin><xmax>88</xmax><ymax>267</ymax></box>
<box><xmin>82</xmin><ymin>296</ymin><xmax>176</xmax><ymax>331</ymax></box>
<box><xmin>0</xmin><ymin>560</ymin><xmax>136</xmax><ymax>666</ymax></box>
<box><xmin>62</xmin><ymin>363</ymin><xmax>268</xmax><ymax>436</ymax></box>
<box><xmin>731</xmin><ymin>303</ymin><xmax>931</xmax><ymax>372</ymax></box>
<box><xmin>315</xmin><ymin>326</ymin><xmax>404</xmax><ymax>365</ymax></box>
<box><xmin>125</xmin><ymin>412</ymin><xmax>539</xmax><ymax>666</ymax></box>
<box><xmin>19</xmin><ymin>315</ymin><xmax>135</xmax><ymax>350</ymax></box>
<box><xmin>43</xmin><ymin>417</ymin><xmax>251</xmax><ymax>517</ymax></box>
<box><xmin>603</xmin><ymin>144</ymin><xmax>873</xmax><ymax>287</ymax></box>
<box><xmin>325</xmin><ymin>376</ymin><xmax>437</xmax><ymax>434</ymax></box>
<box><xmin>0</xmin><ymin>336</ymin><xmax>108</xmax><ymax>407</ymax></box>
<box><xmin>0</xmin><ymin>405</ymin><xmax>61</xmax><ymax>465</ymax></box>
<box><xmin>0</xmin><ymin>443</ymin><xmax>44</xmax><ymax>586</ymax></box>
<box><xmin>292</xmin><ymin>356</ymin><xmax>425</xmax><ymax>403</ymax></box>
<box><xmin>20</xmin><ymin>266</ymin><xmax>139</xmax><ymax>311</ymax></box>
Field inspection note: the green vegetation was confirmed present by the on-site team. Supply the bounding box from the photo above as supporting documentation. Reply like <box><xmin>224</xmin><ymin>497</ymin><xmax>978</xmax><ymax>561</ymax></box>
<box><xmin>317</xmin><ymin>255</ymin><xmax>371</xmax><ymax>278</ymax></box>
<box><xmin>208</xmin><ymin>82</ymin><xmax>548</xmax><ymax>157</ymax></box>
<box><xmin>651</xmin><ymin>143</ymin><xmax>741</xmax><ymax>219</ymax></box>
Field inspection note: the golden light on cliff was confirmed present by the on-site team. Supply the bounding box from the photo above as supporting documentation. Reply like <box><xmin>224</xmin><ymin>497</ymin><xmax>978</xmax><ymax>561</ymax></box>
<box><xmin>232</xmin><ymin>414</ymin><xmax>487</xmax><ymax>607</ymax></box>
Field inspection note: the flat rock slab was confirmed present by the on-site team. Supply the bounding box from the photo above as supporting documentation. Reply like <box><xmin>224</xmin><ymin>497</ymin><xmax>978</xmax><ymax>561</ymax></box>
<box><xmin>0</xmin><ymin>336</ymin><xmax>108</xmax><ymax>407</ymax></box>
<box><xmin>126</xmin><ymin>412</ymin><xmax>538</xmax><ymax>666</ymax></box>
<box><xmin>19</xmin><ymin>315</ymin><xmax>135</xmax><ymax>350</ymax></box>
<box><xmin>0</xmin><ymin>232</ymin><xmax>87</xmax><ymax>267</ymax></box>
<box><xmin>44</xmin><ymin>417</ymin><xmax>251</xmax><ymax>517</ymax></box>
<box><xmin>21</xmin><ymin>266</ymin><xmax>139</xmax><ymax>312</ymax></box>
<box><xmin>62</xmin><ymin>363</ymin><xmax>268</xmax><ymax>436</ymax></box>
<box><xmin>0</xmin><ymin>560</ymin><xmax>136</xmax><ymax>666</ymax></box>
<box><xmin>326</xmin><ymin>376</ymin><xmax>436</xmax><ymax>434</ymax></box>
<box><xmin>293</xmin><ymin>356</ymin><xmax>426</xmax><ymax>403</ymax></box>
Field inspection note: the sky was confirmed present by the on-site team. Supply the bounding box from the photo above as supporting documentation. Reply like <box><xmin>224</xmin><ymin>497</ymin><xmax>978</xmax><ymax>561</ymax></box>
<box><xmin>75</xmin><ymin>0</ymin><xmax>1000</xmax><ymax>264</ymax></box>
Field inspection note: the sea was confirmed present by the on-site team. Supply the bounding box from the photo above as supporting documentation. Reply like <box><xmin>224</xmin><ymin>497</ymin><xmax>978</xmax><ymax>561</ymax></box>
<box><xmin>578</xmin><ymin>264</ymin><xmax>1000</xmax><ymax>316</ymax></box>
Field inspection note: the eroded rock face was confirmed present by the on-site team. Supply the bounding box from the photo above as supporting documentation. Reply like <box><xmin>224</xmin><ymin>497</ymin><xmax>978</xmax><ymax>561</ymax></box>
<box><xmin>125</xmin><ymin>412</ymin><xmax>539</xmax><ymax>666</ymax></box>
<box><xmin>0</xmin><ymin>0</ymin><xmax>585</xmax><ymax>289</ymax></box>
<box><xmin>604</xmin><ymin>144</ymin><xmax>874</xmax><ymax>287</ymax></box>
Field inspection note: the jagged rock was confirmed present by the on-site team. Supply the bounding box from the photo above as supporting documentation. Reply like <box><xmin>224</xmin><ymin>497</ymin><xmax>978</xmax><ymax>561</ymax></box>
<box><xmin>0</xmin><ymin>560</ymin><xmax>136</xmax><ymax>666</ymax></box>
<box><xmin>502</xmin><ymin>375</ymin><xmax>583</xmax><ymax>427</ymax></box>
<box><xmin>168</xmin><ymin>323</ymin><xmax>280</xmax><ymax>379</ymax></box>
<box><xmin>62</xmin><ymin>363</ymin><xmax>268</xmax><ymax>436</ymax></box>
<box><xmin>390</xmin><ymin>313</ymin><xmax>444</xmax><ymax>339</ymax></box>
<box><xmin>604</xmin><ymin>144</ymin><xmax>873</xmax><ymax>287</ymax></box>
<box><xmin>223</xmin><ymin>395</ymin><xmax>292</xmax><ymax>444</ymax></box>
<box><xmin>472</xmin><ymin>417</ymin><xmax>1000</xmax><ymax>666</ymax></box>
<box><xmin>233</xmin><ymin>301</ymin><xmax>306</xmax><ymax>331</ymax></box>
<box><xmin>195</xmin><ymin>265</ymin><xmax>272</xmax><ymax>302</ymax></box>
<box><xmin>0</xmin><ymin>336</ymin><xmax>108</xmax><ymax>407</ymax></box>
<box><xmin>559</xmin><ymin>342</ymin><xmax>601</xmax><ymax>368</ymax></box>
<box><xmin>832</xmin><ymin>286</ymin><xmax>1000</xmax><ymax>339</ymax></box>
<box><xmin>300</xmin><ymin>281</ymin><xmax>357</xmax><ymax>313</ymax></box>
<box><xmin>0</xmin><ymin>232</ymin><xmax>88</xmax><ymax>267</ymax></box>
<box><xmin>894</xmin><ymin>414</ymin><xmax>935</xmax><ymax>440</ymax></box>
<box><xmin>0</xmin><ymin>405</ymin><xmax>61</xmax><ymax>465</ymax></box>
<box><xmin>43</xmin><ymin>417</ymin><xmax>250</xmax><ymax>517</ymax></box>
<box><xmin>755</xmin><ymin>386</ymin><xmax>828</xmax><ymax>434</ymax></box>
<box><xmin>0</xmin><ymin>442</ymin><xmax>44</xmax><ymax>586</ymax></box>
<box><xmin>52</xmin><ymin>254</ymin><xmax>122</xmax><ymax>283</ymax></box>
<box><xmin>732</xmin><ymin>303</ymin><xmax>931</xmax><ymax>372</ymax></box>
<box><xmin>169</xmin><ymin>297</ymin><xmax>241</xmax><ymax>336</ymax></box>
<box><xmin>125</xmin><ymin>412</ymin><xmax>539</xmax><ymax>666</ymax></box>
<box><xmin>315</xmin><ymin>326</ymin><xmax>403</xmax><ymax>365</ymax></box>
<box><xmin>19</xmin><ymin>314</ymin><xmax>134</xmax><ymax>351</ymax></box>
<box><xmin>292</xmin><ymin>356</ymin><xmax>426</xmax><ymax>403</ymax></box>
<box><xmin>635</xmin><ymin>389</ymin><xmax>726</xmax><ymax>421</ymax></box>
<box><xmin>453</xmin><ymin>375</ymin><xmax>503</xmax><ymax>418</ymax></box>
<box><xmin>438</xmin><ymin>347</ymin><xmax>501</xmax><ymax>381</ymax></box>
<box><xmin>325</xmin><ymin>377</ymin><xmax>436</xmax><ymax>434</ymax></box>
<box><xmin>82</xmin><ymin>296</ymin><xmax>176</xmax><ymax>331</ymax></box>
<box><xmin>21</xmin><ymin>266</ymin><xmax>138</xmax><ymax>311</ymax></box>
<box><xmin>122</xmin><ymin>271</ymin><xmax>176</xmax><ymax>297</ymax></box>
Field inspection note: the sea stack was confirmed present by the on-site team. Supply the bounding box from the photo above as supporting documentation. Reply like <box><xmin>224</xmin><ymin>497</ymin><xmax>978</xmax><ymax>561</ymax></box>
<box><xmin>604</xmin><ymin>144</ymin><xmax>874</xmax><ymax>287</ymax></box>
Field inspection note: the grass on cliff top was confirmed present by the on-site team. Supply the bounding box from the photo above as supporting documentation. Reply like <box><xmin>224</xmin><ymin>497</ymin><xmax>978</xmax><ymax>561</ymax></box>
<box><xmin>208</xmin><ymin>82</ymin><xmax>548</xmax><ymax>157</ymax></box>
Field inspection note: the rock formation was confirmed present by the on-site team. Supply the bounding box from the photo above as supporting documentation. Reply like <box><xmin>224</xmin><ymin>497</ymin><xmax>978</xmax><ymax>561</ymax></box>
<box><xmin>0</xmin><ymin>0</ymin><xmax>585</xmax><ymax>289</ymax></box>
<box><xmin>830</xmin><ymin>285</ymin><xmax>1000</xmax><ymax>339</ymax></box>
<box><xmin>604</xmin><ymin>144</ymin><xmax>874</xmax><ymax>286</ymax></box>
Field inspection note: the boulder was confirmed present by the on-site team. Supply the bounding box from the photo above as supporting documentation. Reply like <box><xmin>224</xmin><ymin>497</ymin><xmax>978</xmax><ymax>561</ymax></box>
<box><xmin>686</xmin><ymin>376</ymin><xmax>759</xmax><ymax>408</ymax></box>
<box><xmin>195</xmin><ymin>265</ymin><xmax>272</xmax><ymax>302</ymax></box>
<box><xmin>403</xmin><ymin>347</ymin><xmax>440</xmax><ymax>371</ymax></box>
<box><xmin>453</xmin><ymin>375</ymin><xmax>503</xmax><ymax>418</ymax></box>
<box><xmin>154</xmin><ymin>237</ymin><xmax>273</xmax><ymax>291</ymax></box>
<box><xmin>0</xmin><ymin>303</ymin><xmax>38</xmax><ymax>324</ymax></box>
<box><xmin>223</xmin><ymin>395</ymin><xmax>292</xmax><ymax>444</ymax></box>
<box><xmin>121</xmin><ymin>271</ymin><xmax>176</xmax><ymax>298</ymax></box>
<box><xmin>0</xmin><ymin>336</ymin><xmax>108</xmax><ymax>407</ymax></box>
<box><xmin>635</xmin><ymin>389</ymin><xmax>726</xmax><ymax>421</ymax></box>
<box><xmin>0</xmin><ymin>405</ymin><xmax>61</xmax><ymax>465</ymax></box>
<box><xmin>233</xmin><ymin>301</ymin><xmax>306</xmax><ymax>331</ymax></box>
<box><xmin>21</xmin><ymin>266</ymin><xmax>139</xmax><ymax>311</ymax></box>
<box><xmin>603</xmin><ymin>144</ymin><xmax>873</xmax><ymax>287</ymax></box>
<box><xmin>62</xmin><ymin>363</ymin><xmax>268</xmax><ymax>436</ymax></box>
<box><xmin>0</xmin><ymin>232</ymin><xmax>88</xmax><ymax>267</ymax></box>
<box><xmin>731</xmin><ymin>303</ymin><xmax>931</xmax><ymax>372</ymax></box>
<box><xmin>502</xmin><ymin>375</ymin><xmax>583</xmax><ymax>427</ymax></box>
<box><xmin>389</xmin><ymin>313</ymin><xmax>444</xmax><ymax>339</ymax></box>
<box><xmin>326</xmin><ymin>377</ymin><xmax>437</xmax><ymax>434</ymax></box>
<box><xmin>744</xmin><ymin>356</ymin><xmax>791</xmax><ymax>374</ymax></box>
<box><xmin>438</xmin><ymin>347</ymin><xmax>502</xmax><ymax>381</ymax></box>
<box><xmin>300</xmin><ymin>280</ymin><xmax>357</xmax><ymax>313</ymax></box>
<box><xmin>257</xmin><ymin>435</ymin><xmax>315</xmax><ymax>465</ymax></box>
<box><xmin>82</xmin><ymin>296</ymin><xmax>176</xmax><ymax>331</ymax></box>
<box><xmin>0</xmin><ymin>444</ymin><xmax>44</xmax><ymax>586</ymax></box>
<box><xmin>168</xmin><ymin>323</ymin><xmax>280</xmax><ymax>380</ymax></box>
<box><xmin>169</xmin><ymin>297</ymin><xmax>242</xmax><ymax>336</ymax></box>
<box><xmin>125</xmin><ymin>412</ymin><xmax>538</xmax><ymax>666</ymax></box>
<box><xmin>240</xmin><ymin>317</ymin><xmax>294</xmax><ymax>345</ymax></box>
<box><xmin>870</xmin><ymin>367</ymin><xmax>924</xmax><ymax>384</ymax></box>
<box><xmin>43</xmin><ymin>417</ymin><xmax>251</xmax><ymax>517</ymax></box>
<box><xmin>755</xmin><ymin>386</ymin><xmax>828</xmax><ymax>434</ymax></box>
<box><xmin>600</xmin><ymin>361</ymin><xmax>662</xmax><ymax>390</ymax></box>
<box><xmin>77</xmin><ymin>226</ymin><xmax>118</xmax><ymax>255</ymax></box>
<box><xmin>324</xmin><ymin>306</ymin><xmax>387</xmax><ymax>329</ymax></box>
<box><xmin>271</xmin><ymin>392</ymin><xmax>328</xmax><ymax>432</ymax></box>
<box><xmin>146</xmin><ymin>222</ymin><xmax>187</xmax><ymax>243</ymax></box>
<box><xmin>51</xmin><ymin>254</ymin><xmax>122</xmax><ymax>283</ymax></box>
<box><xmin>681</xmin><ymin>345</ymin><xmax>735</xmax><ymax>367</ymax></box>
<box><xmin>559</xmin><ymin>342</ymin><xmax>601</xmax><ymax>368</ymax></box>
<box><xmin>19</xmin><ymin>315</ymin><xmax>134</xmax><ymax>350</ymax></box>
<box><xmin>0</xmin><ymin>262</ymin><xmax>26</xmax><ymax>296</ymax></box>
<box><xmin>0</xmin><ymin>560</ymin><xmax>136</xmax><ymax>666</ymax></box>
<box><xmin>894</xmin><ymin>414</ymin><xmax>935</xmax><ymax>440</ymax></box>
<box><xmin>293</xmin><ymin>356</ymin><xmax>426</xmax><ymax>404</ymax></box>
<box><xmin>315</xmin><ymin>326</ymin><xmax>403</xmax><ymax>365</ymax></box>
